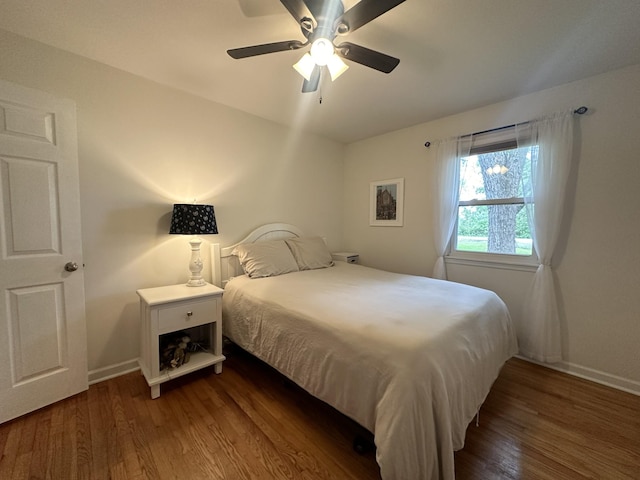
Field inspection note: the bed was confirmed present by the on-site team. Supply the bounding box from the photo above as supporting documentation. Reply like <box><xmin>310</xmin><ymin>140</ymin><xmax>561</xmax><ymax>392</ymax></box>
<box><xmin>212</xmin><ymin>223</ymin><xmax>518</xmax><ymax>480</ymax></box>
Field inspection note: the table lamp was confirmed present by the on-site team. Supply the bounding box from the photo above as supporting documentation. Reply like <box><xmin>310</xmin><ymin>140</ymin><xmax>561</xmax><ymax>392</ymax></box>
<box><xmin>169</xmin><ymin>204</ymin><xmax>218</xmax><ymax>287</ymax></box>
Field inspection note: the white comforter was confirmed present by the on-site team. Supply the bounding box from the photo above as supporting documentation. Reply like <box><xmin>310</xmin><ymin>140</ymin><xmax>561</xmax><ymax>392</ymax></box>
<box><xmin>222</xmin><ymin>262</ymin><xmax>518</xmax><ymax>480</ymax></box>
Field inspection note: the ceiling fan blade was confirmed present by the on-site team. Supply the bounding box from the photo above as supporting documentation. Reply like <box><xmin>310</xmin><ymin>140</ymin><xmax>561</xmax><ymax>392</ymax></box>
<box><xmin>227</xmin><ymin>40</ymin><xmax>305</xmax><ymax>59</ymax></box>
<box><xmin>336</xmin><ymin>42</ymin><xmax>400</xmax><ymax>73</ymax></box>
<box><xmin>280</xmin><ymin>0</ymin><xmax>315</xmax><ymax>23</ymax></box>
<box><xmin>336</xmin><ymin>0</ymin><xmax>406</xmax><ymax>33</ymax></box>
<box><xmin>302</xmin><ymin>65</ymin><xmax>321</xmax><ymax>93</ymax></box>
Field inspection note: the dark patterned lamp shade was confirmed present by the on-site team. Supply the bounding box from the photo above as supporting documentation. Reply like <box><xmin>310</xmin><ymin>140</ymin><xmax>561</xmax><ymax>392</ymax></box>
<box><xmin>169</xmin><ymin>204</ymin><xmax>218</xmax><ymax>235</ymax></box>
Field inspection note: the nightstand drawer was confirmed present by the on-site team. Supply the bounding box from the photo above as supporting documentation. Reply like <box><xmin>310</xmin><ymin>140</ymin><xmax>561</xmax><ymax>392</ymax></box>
<box><xmin>332</xmin><ymin>252</ymin><xmax>359</xmax><ymax>264</ymax></box>
<box><xmin>158</xmin><ymin>297</ymin><xmax>219</xmax><ymax>334</ymax></box>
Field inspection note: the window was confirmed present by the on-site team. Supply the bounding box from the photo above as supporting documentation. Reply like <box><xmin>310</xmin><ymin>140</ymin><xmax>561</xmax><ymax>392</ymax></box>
<box><xmin>450</xmin><ymin>128</ymin><xmax>536</xmax><ymax>262</ymax></box>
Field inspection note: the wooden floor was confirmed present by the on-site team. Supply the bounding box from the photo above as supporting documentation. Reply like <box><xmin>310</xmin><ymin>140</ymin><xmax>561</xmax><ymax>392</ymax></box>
<box><xmin>1</xmin><ymin>346</ymin><xmax>638</xmax><ymax>479</ymax></box>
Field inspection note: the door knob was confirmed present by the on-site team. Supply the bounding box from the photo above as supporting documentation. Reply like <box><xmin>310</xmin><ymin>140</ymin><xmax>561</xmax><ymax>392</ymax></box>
<box><xmin>64</xmin><ymin>262</ymin><xmax>79</xmax><ymax>272</ymax></box>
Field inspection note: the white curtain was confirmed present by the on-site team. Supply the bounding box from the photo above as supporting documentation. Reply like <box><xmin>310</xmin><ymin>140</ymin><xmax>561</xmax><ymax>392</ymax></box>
<box><xmin>432</xmin><ymin>136</ymin><xmax>473</xmax><ymax>279</ymax></box>
<box><xmin>516</xmin><ymin>111</ymin><xmax>574</xmax><ymax>363</ymax></box>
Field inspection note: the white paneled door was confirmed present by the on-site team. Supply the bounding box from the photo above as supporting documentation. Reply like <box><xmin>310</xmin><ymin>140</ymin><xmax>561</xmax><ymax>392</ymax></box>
<box><xmin>0</xmin><ymin>80</ymin><xmax>87</xmax><ymax>424</ymax></box>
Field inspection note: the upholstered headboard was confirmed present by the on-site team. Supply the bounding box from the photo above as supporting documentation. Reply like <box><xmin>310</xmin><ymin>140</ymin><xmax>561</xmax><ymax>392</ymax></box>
<box><xmin>211</xmin><ymin>223</ymin><xmax>305</xmax><ymax>287</ymax></box>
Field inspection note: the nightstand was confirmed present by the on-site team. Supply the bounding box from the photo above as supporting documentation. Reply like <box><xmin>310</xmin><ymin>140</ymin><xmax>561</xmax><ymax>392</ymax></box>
<box><xmin>332</xmin><ymin>252</ymin><xmax>359</xmax><ymax>264</ymax></box>
<box><xmin>137</xmin><ymin>283</ymin><xmax>225</xmax><ymax>399</ymax></box>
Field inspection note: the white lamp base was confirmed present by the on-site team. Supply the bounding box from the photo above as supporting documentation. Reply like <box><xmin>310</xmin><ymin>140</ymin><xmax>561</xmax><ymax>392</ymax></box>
<box><xmin>186</xmin><ymin>237</ymin><xmax>207</xmax><ymax>287</ymax></box>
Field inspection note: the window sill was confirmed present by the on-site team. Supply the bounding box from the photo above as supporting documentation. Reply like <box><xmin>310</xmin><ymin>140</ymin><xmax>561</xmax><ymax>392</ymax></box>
<box><xmin>445</xmin><ymin>254</ymin><xmax>538</xmax><ymax>273</ymax></box>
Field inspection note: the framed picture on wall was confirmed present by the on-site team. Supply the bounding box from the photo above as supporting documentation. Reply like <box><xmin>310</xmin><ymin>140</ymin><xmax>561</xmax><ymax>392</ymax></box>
<box><xmin>370</xmin><ymin>178</ymin><xmax>404</xmax><ymax>226</ymax></box>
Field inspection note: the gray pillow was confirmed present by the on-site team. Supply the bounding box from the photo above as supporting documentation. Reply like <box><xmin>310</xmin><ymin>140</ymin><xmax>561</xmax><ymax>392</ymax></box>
<box><xmin>285</xmin><ymin>236</ymin><xmax>334</xmax><ymax>270</ymax></box>
<box><xmin>232</xmin><ymin>240</ymin><xmax>299</xmax><ymax>278</ymax></box>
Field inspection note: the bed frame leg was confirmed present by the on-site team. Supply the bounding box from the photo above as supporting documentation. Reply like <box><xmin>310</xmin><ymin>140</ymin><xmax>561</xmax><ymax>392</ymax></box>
<box><xmin>353</xmin><ymin>434</ymin><xmax>375</xmax><ymax>455</ymax></box>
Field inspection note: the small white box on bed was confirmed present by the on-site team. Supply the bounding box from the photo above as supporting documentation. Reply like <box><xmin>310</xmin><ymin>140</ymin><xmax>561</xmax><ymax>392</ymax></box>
<box><xmin>332</xmin><ymin>252</ymin><xmax>359</xmax><ymax>264</ymax></box>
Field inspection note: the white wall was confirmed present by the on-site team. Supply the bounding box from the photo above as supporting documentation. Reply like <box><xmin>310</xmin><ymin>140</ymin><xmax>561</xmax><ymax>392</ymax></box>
<box><xmin>343</xmin><ymin>65</ymin><xmax>640</xmax><ymax>393</ymax></box>
<box><xmin>0</xmin><ymin>29</ymin><xmax>345</xmax><ymax>378</ymax></box>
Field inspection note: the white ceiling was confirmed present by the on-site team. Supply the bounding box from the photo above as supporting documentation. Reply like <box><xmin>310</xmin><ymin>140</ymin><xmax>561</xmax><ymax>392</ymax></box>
<box><xmin>1</xmin><ymin>0</ymin><xmax>639</xmax><ymax>143</ymax></box>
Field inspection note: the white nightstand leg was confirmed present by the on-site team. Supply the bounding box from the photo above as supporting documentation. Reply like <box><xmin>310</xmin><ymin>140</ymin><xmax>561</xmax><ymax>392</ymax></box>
<box><xmin>151</xmin><ymin>384</ymin><xmax>160</xmax><ymax>399</ymax></box>
<box><xmin>212</xmin><ymin>319</ymin><xmax>222</xmax><ymax>375</ymax></box>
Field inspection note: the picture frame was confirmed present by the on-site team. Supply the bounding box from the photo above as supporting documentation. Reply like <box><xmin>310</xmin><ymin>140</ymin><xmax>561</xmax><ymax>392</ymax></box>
<box><xmin>370</xmin><ymin>178</ymin><xmax>404</xmax><ymax>226</ymax></box>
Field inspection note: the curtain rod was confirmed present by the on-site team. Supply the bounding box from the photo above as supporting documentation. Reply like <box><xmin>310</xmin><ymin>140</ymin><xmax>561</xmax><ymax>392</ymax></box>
<box><xmin>423</xmin><ymin>106</ymin><xmax>588</xmax><ymax>148</ymax></box>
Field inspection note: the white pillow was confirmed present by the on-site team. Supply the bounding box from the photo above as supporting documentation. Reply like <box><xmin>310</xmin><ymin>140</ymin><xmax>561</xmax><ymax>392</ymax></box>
<box><xmin>285</xmin><ymin>236</ymin><xmax>334</xmax><ymax>270</ymax></box>
<box><xmin>232</xmin><ymin>240</ymin><xmax>299</xmax><ymax>278</ymax></box>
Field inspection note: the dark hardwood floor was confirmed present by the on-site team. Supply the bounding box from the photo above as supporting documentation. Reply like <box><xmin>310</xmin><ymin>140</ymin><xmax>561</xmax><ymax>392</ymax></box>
<box><xmin>1</xmin><ymin>345</ymin><xmax>638</xmax><ymax>479</ymax></box>
<box><xmin>455</xmin><ymin>358</ymin><xmax>640</xmax><ymax>479</ymax></box>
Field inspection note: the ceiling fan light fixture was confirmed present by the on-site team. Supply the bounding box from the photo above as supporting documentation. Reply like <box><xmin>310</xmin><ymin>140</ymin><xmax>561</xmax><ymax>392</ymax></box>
<box><xmin>293</xmin><ymin>53</ymin><xmax>316</xmax><ymax>81</ymax></box>
<box><xmin>228</xmin><ymin>0</ymin><xmax>407</xmax><ymax>93</ymax></box>
<box><xmin>310</xmin><ymin>38</ymin><xmax>334</xmax><ymax>66</ymax></box>
<box><xmin>327</xmin><ymin>53</ymin><xmax>349</xmax><ymax>81</ymax></box>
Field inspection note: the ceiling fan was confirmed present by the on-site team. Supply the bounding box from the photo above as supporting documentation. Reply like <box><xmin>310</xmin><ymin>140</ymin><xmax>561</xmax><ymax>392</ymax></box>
<box><xmin>227</xmin><ymin>0</ymin><xmax>407</xmax><ymax>93</ymax></box>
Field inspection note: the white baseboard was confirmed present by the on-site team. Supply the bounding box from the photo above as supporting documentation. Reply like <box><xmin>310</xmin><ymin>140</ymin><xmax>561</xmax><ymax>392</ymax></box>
<box><xmin>88</xmin><ymin>358</ymin><xmax>140</xmax><ymax>385</ymax></box>
<box><xmin>516</xmin><ymin>355</ymin><xmax>640</xmax><ymax>396</ymax></box>
<box><xmin>88</xmin><ymin>355</ymin><xmax>640</xmax><ymax>397</ymax></box>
